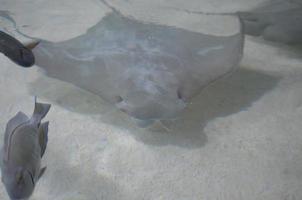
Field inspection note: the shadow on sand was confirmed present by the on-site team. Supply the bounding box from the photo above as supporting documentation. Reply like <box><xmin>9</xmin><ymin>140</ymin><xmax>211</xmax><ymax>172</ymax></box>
<box><xmin>34</xmin><ymin>145</ymin><xmax>129</xmax><ymax>200</ymax></box>
<box><xmin>29</xmin><ymin>67</ymin><xmax>280</xmax><ymax>149</ymax></box>
<box><xmin>29</xmin><ymin>68</ymin><xmax>278</xmax><ymax>148</ymax></box>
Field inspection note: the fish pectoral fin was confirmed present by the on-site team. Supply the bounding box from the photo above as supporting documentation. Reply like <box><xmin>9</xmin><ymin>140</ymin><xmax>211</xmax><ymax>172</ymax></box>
<box><xmin>39</xmin><ymin>121</ymin><xmax>49</xmax><ymax>157</ymax></box>
<box><xmin>38</xmin><ymin>167</ymin><xmax>47</xmax><ymax>180</ymax></box>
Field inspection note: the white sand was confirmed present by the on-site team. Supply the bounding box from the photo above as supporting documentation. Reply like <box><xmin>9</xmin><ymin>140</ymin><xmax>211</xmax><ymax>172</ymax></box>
<box><xmin>0</xmin><ymin>0</ymin><xmax>302</xmax><ymax>199</ymax></box>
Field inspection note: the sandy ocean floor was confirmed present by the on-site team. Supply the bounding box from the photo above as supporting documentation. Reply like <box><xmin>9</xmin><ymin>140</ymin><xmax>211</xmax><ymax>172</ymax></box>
<box><xmin>0</xmin><ymin>0</ymin><xmax>302</xmax><ymax>200</ymax></box>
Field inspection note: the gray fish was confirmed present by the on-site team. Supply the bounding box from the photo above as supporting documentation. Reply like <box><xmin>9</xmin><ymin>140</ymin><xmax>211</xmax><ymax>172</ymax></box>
<box><xmin>0</xmin><ymin>30</ymin><xmax>38</xmax><ymax>67</ymax></box>
<box><xmin>0</xmin><ymin>98</ymin><xmax>51</xmax><ymax>200</ymax></box>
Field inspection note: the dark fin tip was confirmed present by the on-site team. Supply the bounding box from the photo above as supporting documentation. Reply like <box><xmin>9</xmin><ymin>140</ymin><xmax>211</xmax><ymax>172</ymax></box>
<box><xmin>24</xmin><ymin>40</ymin><xmax>40</xmax><ymax>50</ymax></box>
<box><xmin>33</xmin><ymin>97</ymin><xmax>51</xmax><ymax>120</ymax></box>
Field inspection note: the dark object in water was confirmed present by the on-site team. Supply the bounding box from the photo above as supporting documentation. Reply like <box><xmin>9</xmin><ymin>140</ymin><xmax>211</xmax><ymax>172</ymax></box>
<box><xmin>0</xmin><ymin>98</ymin><xmax>50</xmax><ymax>200</ymax></box>
<box><xmin>0</xmin><ymin>30</ymin><xmax>38</xmax><ymax>67</ymax></box>
<box><xmin>239</xmin><ymin>0</ymin><xmax>302</xmax><ymax>45</ymax></box>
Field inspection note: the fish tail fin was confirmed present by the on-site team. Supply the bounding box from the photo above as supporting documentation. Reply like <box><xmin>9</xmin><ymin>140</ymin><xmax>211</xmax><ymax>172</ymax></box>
<box><xmin>31</xmin><ymin>97</ymin><xmax>51</xmax><ymax>123</ymax></box>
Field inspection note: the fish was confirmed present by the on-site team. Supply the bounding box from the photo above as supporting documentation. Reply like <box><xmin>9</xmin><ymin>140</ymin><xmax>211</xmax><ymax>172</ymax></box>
<box><xmin>0</xmin><ymin>98</ymin><xmax>51</xmax><ymax>200</ymax></box>
<box><xmin>0</xmin><ymin>30</ymin><xmax>38</xmax><ymax>67</ymax></box>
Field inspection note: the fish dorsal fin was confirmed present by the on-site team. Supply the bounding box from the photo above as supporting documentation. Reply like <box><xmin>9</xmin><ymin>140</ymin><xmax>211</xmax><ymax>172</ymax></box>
<box><xmin>5</xmin><ymin>112</ymin><xmax>29</xmax><ymax>135</ymax></box>
<box><xmin>31</xmin><ymin>97</ymin><xmax>51</xmax><ymax>125</ymax></box>
<box><xmin>4</xmin><ymin>112</ymin><xmax>29</xmax><ymax>161</ymax></box>
<box><xmin>38</xmin><ymin>121</ymin><xmax>49</xmax><ymax>157</ymax></box>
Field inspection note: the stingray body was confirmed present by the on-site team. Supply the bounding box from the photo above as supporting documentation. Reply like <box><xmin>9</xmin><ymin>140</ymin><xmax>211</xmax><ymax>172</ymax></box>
<box><xmin>33</xmin><ymin>13</ymin><xmax>243</xmax><ymax>124</ymax></box>
<box><xmin>0</xmin><ymin>30</ymin><xmax>36</xmax><ymax>67</ymax></box>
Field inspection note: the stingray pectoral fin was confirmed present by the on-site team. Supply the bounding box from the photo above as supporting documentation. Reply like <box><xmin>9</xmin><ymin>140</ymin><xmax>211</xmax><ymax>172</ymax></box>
<box><xmin>38</xmin><ymin>121</ymin><xmax>49</xmax><ymax>157</ymax></box>
<box><xmin>134</xmin><ymin>119</ymin><xmax>155</xmax><ymax>128</ymax></box>
<box><xmin>238</xmin><ymin>12</ymin><xmax>261</xmax><ymax>22</ymax></box>
<box><xmin>38</xmin><ymin>167</ymin><xmax>47</xmax><ymax>180</ymax></box>
<box><xmin>24</xmin><ymin>40</ymin><xmax>40</xmax><ymax>50</ymax></box>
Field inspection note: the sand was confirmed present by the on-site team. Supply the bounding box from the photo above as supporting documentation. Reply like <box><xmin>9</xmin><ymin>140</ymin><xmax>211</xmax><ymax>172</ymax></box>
<box><xmin>0</xmin><ymin>0</ymin><xmax>302</xmax><ymax>199</ymax></box>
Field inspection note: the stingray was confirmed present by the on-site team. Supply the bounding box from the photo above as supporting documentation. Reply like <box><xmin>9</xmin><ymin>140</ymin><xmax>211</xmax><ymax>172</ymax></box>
<box><xmin>31</xmin><ymin>12</ymin><xmax>243</xmax><ymax>126</ymax></box>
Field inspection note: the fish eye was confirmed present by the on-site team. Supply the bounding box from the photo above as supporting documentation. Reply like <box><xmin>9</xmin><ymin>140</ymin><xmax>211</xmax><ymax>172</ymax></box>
<box><xmin>15</xmin><ymin>172</ymin><xmax>23</xmax><ymax>184</ymax></box>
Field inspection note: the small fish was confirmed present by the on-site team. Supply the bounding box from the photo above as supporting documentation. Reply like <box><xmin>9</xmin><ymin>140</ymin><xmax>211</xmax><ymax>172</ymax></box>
<box><xmin>0</xmin><ymin>30</ymin><xmax>38</xmax><ymax>67</ymax></box>
<box><xmin>0</xmin><ymin>98</ymin><xmax>51</xmax><ymax>200</ymax></box>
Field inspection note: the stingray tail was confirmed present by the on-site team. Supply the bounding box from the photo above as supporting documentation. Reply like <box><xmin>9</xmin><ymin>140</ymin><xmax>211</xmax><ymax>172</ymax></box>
<box><xmin>31</xmin><ymin>97</ymin><xmax>51</xmax><ymax>125</ymax></box>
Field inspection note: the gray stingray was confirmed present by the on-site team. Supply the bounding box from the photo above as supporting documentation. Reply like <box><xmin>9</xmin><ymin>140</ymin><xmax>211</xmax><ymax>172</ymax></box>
<box><xmin>0</xmin><ymin>98</ymin><xmax>51</xmax><ymax>200</ymax></box>
<box><xmin>32</xmin><ymin>12</ymin><xmax>243</xmax><ymax>125</ymax></box>
<box><xmin>239</xmin><ymin>0</ymin><xmax>302</xmax><ymax>45</ymax></box>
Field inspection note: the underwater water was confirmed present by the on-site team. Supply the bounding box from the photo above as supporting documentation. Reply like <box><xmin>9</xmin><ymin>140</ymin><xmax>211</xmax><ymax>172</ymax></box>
<box><xmin>0</xmin><ymin>0</ymin><xmax>302</xmax><ymax>199</ymax></box>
